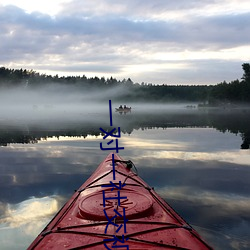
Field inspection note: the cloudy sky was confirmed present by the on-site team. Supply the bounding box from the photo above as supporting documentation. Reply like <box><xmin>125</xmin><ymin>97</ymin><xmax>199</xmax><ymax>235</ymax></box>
<box><xmin>0</xmin><ymin>0</ymin><xmax>250</xmax><ymax>85</ymax></box>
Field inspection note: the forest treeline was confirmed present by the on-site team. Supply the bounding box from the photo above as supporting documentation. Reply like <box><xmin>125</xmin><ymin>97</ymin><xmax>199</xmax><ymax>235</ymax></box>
<box><xmin>0</xmin><ymin>63</ymin><xmax>249</xmax><ymax>104</ymax></box>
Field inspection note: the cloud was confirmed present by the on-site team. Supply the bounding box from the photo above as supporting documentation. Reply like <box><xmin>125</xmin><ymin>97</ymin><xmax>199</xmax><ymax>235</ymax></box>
<box><xmin>0</xmin><ymin>1</ymin><xmax>250</xmax><ymax>84</ymax></box>
<box><xmin>186</xmin><ymin>13</ymin><xmax>250</xmax><ymax>49</ymax></box>
<box><xmin>58</xmin><ymin>0</ymin><xmax>237</xmax><ymax>19</ymax></box>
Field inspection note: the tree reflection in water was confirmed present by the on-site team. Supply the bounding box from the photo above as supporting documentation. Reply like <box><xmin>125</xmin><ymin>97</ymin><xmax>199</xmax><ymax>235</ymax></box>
<box><xmin>0</xmin><ymin>108</ymin><xmax>249</xmax><ymax>149</ymax></box>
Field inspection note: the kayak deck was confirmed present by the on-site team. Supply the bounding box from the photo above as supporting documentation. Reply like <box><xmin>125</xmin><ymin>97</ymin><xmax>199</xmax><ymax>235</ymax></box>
<box><xmin>28</xmin><ymin>153</ymin><xmax>213</xmax><ymax>249</ymax></box>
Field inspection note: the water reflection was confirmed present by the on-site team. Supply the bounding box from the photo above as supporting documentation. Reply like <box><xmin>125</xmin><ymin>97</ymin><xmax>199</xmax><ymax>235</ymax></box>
<box><xmin>0</xmin><ymin>196</ymin><xmax>59</xmax><ymax>228</ymax></box>
<box><xmin>0</xmin><ymin>196</ymin><xmax>62</xmax><ymax>250</ymax></box>
<box><xmin>0</xmin><ymin>107</ymin><xmax>250</xmax><ymax>149</ymax></box>
<box><xmin>0</xmin><ymin>109</ymin><xmax>250</xmax><ymax>249</ymax></box>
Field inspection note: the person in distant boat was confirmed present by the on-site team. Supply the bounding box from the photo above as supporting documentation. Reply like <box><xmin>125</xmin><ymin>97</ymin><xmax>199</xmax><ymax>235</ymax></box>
<box><xmin>119</xmin><ymin>105</ymin><xmax>123</xmax><ymax>109</ymax></box>
<box><xmin>124</xmin><ymin>105</ymin><xmax>127</xmax><ymax>109</ymax></box>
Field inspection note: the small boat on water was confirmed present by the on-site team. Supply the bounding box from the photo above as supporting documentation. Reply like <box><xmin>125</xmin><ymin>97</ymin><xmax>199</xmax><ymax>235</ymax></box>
<box><xmin>28</xmin><ymin>153</ymin><xmax>213</xmax><ymax>249</ymax></box>
<box><xmin>115</xmin><ymin>106</ymin><xmax>132</xmax><ymax>113</ymax></box>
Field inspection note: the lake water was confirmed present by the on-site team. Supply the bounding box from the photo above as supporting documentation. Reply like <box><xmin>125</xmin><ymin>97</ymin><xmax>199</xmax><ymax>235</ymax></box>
<box><xmin>0</xmin><ymin>104</ymin><xmax>250</xmax><ymax>249</ymax></box>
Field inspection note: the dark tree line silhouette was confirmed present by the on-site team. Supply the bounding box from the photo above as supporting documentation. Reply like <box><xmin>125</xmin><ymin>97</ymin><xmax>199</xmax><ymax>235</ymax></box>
<box><xmin>0</xmin><ymin>63</ymin><xmax>250</xmax><ymax>104</ymax></box>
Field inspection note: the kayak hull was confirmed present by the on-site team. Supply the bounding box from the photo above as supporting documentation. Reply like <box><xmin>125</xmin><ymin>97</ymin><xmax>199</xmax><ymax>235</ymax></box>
<box><xmin>28</xmin><ymin>153</ymin><xmax>212</xmax><ymax>249</ymax></box>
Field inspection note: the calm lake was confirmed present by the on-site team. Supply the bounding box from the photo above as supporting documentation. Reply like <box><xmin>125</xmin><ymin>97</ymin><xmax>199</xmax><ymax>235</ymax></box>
<box><xmin>0</xmin><ymin>103</ymin><xmax>250</xmax><ymax>249</ymax></box>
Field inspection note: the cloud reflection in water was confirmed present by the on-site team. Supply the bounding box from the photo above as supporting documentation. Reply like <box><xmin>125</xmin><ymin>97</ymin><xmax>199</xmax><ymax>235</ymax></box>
<box><xmin>0</xmin><ymin>127</ymin><xmax>250</xmax><ymax>249</ymax></box>
<box><xmin>0</xmin><ymin>196</ymin><xmax>61</xmax><ymax>250</ymax></box>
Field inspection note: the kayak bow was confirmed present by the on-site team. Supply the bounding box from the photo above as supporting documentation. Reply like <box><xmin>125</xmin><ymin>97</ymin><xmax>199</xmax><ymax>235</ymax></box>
<box><xmin>28</xmin><ymin>153</ymin><xmax>213</xmax><ymax>249</ymax></box>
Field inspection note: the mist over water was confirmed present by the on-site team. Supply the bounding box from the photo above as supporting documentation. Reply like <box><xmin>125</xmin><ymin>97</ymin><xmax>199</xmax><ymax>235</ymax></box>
<box><xmin>0</xmin><ymin>83</ymin><xmax>250</xmax><ymax>151</ymax></box>
<box><xmin>0</xmin><ymin>85</ymin><xmax>109</xmax><ymax>123</ymax></box>
<box><xmin>0</xmin><ymin>85</ymin><xmax>198</xmax><ymax>124</ymax></box>
<box><xmin>0</xmin><ymin>84</ymin><xmax>250</xmax><ymax>249</ymax></box>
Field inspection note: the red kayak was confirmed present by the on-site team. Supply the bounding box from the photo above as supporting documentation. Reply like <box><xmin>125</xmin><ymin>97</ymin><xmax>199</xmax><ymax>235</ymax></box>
<box><xmin>28</xmin><ymin>153</ymin><xmax>213</xmax><ymax>249</ymax></box>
